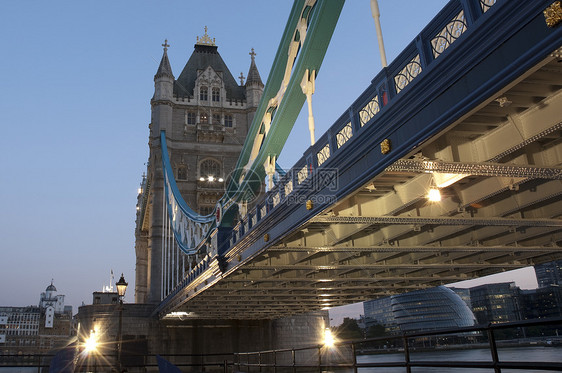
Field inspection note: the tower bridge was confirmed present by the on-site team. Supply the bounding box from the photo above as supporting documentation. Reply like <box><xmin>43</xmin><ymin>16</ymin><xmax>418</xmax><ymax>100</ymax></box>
<box><xmin>136</xmin><ymin>0</ymin><xmax>562</xmax><ymax>321</ymax></box>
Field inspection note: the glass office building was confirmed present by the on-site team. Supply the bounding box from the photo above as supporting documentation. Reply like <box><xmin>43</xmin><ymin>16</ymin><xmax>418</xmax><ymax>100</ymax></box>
<box><xmin>535</xmin><ymin>260</ymin><xmax>562</xmax><ymax>288</ymax></box>
<box><xmin>364</xmin><ymin>286</ymin><xmax>476</xmax><ymax>334</ymax></box>
<box><xmin>391</xmin><ymin>286</ymin><xmax>476</xmax><ymax>333</ymax></box>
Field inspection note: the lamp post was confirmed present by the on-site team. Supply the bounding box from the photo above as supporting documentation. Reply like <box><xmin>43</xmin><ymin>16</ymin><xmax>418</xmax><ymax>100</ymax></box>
<box><xmin>115</xmin><ymin>273</ymin><xmax>128</xmax><ymax>372</ymax></box>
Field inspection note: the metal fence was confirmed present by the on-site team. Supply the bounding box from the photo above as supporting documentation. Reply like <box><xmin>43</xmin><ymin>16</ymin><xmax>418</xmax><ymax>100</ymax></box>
<box><xmin>2</xmin><ymin>317</ymin><xmax>562</xmax><ymax>372</ymax></box>
<box><xmin>234</xmin><ymin>317</ymin><xmax>562</xmax><ymax>373</ymax></box>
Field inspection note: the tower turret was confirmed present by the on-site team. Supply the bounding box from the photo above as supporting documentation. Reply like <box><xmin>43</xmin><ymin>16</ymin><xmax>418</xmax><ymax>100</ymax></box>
<box><xmin>137</xmin><ymin>30</ymin><xmax>259</xmax><ymax>304</ymax></box>
<box><xmin>152</xmin><ymin>40</ymin><xmax>174</xmax><ymax>134</ymax></box>
<box><xmin>245</xmin><ymin>48</ymin><xmax>264</xmax><ymax>108</ymax></box>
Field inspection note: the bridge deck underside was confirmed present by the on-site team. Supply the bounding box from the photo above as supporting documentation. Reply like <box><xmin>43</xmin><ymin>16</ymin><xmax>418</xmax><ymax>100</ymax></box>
<box><xmin>173</xmin><ymin>55</ymin><xmax>562</xmax><ymax>320</ymax></box>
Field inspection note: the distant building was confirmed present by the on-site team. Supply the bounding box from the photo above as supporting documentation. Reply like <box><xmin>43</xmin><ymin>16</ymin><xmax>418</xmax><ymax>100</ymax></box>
<box><xmin>363</xmin><ymin>286</ymin><xmax>475</xmax><ymax>334</ymax></box>
<box><xmin>363</xmin><ymin>296</ymin><xmax>397</xmax><ymax>334</ymax></box>
<box><xmin>92</xmin><ymin>291</ymin><xmax>119</xmax><ymax>305</ymax></box>
<box><xmin>535</xmin><ymin>260</ymin><xmax>562</xmax><ymax>288</ymax></box>
<box><xmin>469</xmin><ymin>282</ymin><xmax>522</xmax><ymax>324</ymax></box>
<box><xmin>365</xmin><ymin>281</ymin><xmax>562</xmax><ymax>336</ymax></box>
<box><xmin>449</xmin><ymin>287</ymin><xmax>472</xmax><ymax>310</ymax></box>
<box><xmin>0</xmin><ymin>306</ymin><xmax>40</xmax><ymax>354</ymax></box>
<box><xmin>520</xmin><ymin>285</ymin><xmax>562</xmax><ymax>320</ymax></box>
<box><xmin>392</xmin><ymin>286</ymin><xmax>475</xmax><ymax>333</ymax></box>
<box><xmin>0</xmin><ymin>282</ymin><xmax>74</xmax><ymax>356</ymax></box>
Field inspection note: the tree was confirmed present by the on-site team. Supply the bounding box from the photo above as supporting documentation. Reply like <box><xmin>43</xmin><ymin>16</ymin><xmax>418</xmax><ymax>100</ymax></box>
<box><xmin>366</xmin><ymin>323</ymin><xmax>387</xmax><ymax>339</ymax></box>
<box><xmin>336</xmin><ymin>318</ymin><xmax>364</xmax><ymax>340</ymax></box>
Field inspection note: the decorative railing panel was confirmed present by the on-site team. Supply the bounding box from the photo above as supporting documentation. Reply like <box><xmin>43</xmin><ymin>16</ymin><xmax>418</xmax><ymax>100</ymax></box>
<box><xmin>251</xmin><ymin>214</ymin><xmax>257</xmax><ymax>227</ymax></box>
<box><xmin>394</xmin><ymin>54</ymin><xmax>422</xmax><ymax>94</ymax></box>
<box><xmin>431</xmin><ymin>10</ymin><xmax>468</xmax><ymax>58</ymax></box>
<box><xmin>316</xmin><ymin>144</ymin><xmax>331</xmax><ymax>166</ymax></box>
<box><xmin>297</xmin><ymin>165</ymin><xmax>309</xmax><ymax>184</ymax></box>
<box><xmin>359</xmin><ymin>95</ymin><xmax>380</xmax><ymax>126</ymax></box>
<box><xmin>272</xmin><ymin>192</ymin><xmax>281</xmax><ymax>207</ymax></box>
<box><xmin>480</xmin><ymin>0</ymin><xmax>497</xmax><ymax>13</ymax></box>
<box><xmin>285</xmin><ymin>180</ymin><xmax>293</xmax><ymax>196</ymax></box>
<box><xmin>336</xmin><ymin>122</ymin><xmax>353</xmax><ymax>148</ymax></box>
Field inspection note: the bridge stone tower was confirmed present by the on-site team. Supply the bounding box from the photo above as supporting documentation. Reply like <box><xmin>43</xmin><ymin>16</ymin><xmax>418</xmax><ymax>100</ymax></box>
<box><xmin>135</xmin><ymin>29</ymin><xmax>263</xmax><ymax>304</ymax></box>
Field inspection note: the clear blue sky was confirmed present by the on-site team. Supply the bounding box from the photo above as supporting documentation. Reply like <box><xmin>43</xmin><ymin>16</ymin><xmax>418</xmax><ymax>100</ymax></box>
<box><xmin>0</xmin><ymin>1</ymin><xmax>537</xmax><ymax>317</ymax></box>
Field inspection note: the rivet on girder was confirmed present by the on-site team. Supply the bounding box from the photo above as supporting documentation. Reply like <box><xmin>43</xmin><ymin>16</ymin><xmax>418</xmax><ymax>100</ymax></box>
<box><xmin>264</xmin><ymin>234</ymin><xmax>270</xmax><ymax>242</ymax></box>
<box><xmin>306</xmin><ymin>200</ymin><xmax>314</xmax><ymax>210</ymax></box>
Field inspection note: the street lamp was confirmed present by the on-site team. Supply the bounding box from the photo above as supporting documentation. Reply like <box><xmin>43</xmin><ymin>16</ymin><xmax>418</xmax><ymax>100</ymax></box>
<box><xmin>116</xmin><ymin>274</ymin><xmax>128</xmax><ymax>299</ymax></box>
<box><xmin>115</xmin><ymin>274</ymin><xmax>127</xmax><ymax>372</ymax></box>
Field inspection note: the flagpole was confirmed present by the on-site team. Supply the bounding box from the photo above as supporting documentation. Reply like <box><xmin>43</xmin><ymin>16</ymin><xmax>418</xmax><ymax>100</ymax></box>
<box><xmin>370</xmin><ymin>0</ymin><xmax>388</xmax><ymax>68</ymax></box>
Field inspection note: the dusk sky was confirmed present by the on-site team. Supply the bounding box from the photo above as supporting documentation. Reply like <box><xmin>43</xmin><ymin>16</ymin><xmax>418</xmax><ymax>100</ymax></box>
<box><xmin>0</xmin><ymin>1</ymin><xmax>538</xmax><ymax>322</ymax></box>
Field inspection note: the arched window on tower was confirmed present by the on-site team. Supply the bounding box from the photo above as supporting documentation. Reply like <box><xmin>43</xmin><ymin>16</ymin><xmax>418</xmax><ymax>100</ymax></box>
<box><xmin>200</xmin><ymin>111</ymin><xmax>208</xmax><ymax>124</ymax></box>
<box><xmin>200</xmin><ymin>86</ymin><xmax>208</xmax><ymax>101</ymax></box>
<box><xmin>212</xmin><ymin>87</ymin><xmax>220</xmax><ymax>102</ymax></box>
<box><xmin>199</xmin><ymin>159</ymin><xmax>221</xmax><ymax>180</ymax></box>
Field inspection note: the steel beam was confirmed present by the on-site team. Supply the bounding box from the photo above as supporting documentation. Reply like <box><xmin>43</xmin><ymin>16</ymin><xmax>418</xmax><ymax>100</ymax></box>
<box><xmin>268</xmin><ymin>245</ymin><xmax>558</xmax><ymax>253</ymax></box>
<box><xmin>310</xmin><ymin>215</ymin><xmax>562</xmax><ymax>227</ymax></box>
<box><xmin>386</xmin><ymin>159</ymin><xmax>562</xmax><ymax>179</ymax></box>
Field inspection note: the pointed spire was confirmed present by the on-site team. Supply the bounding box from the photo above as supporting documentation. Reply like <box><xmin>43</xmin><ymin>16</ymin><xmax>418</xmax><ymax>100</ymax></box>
<box><xmin>155</xmin><ymin>39</ymin><xmax>174</xmax><ymax>80</ymax></box>
<box><xmin>245</xmin><ymin>48</ymin><xmax>263</xmax><ymax>87</ymax></box>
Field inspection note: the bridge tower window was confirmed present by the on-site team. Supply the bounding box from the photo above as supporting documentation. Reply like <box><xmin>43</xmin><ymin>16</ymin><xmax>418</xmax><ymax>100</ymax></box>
<box><xmin>200</xmin><ymin>86</ymin><xmax>208</xmax><ymax>101</ymax></box>
<box><xmin>187</xmin><ymin>112</ymin><xmax>196</xmax><ymax>125</ymax></box>
<box><xmin>199</xmin><ymin>159</ymin><xmax>221</xmax><ymax>180</ymax></box>
<box><xmin>224</xmin><ymin>114</ymin><xmax>233</xmax><ymax>127</ymax></box>
<box><xmin>200</xmin><ymin>111</ymin><xmax>208</xmax><ymax>124</ymax></box>
<box><xmin>212</xmin><ymin>87</ymin><xmax>220</xmax><ymax>102</ymax></box>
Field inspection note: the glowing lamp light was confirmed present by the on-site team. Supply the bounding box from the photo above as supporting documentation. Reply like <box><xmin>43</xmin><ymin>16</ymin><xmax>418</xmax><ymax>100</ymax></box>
<box><xmin>324</xmin><ymin>328</ymin><xmax>335</xmax><ymax>348</ymax></box>
<box><xmin>427</xmin><ymin>187</ymin><xmax>441</xmax><ymax>202</ymax></box>
<box><xmin>84</xmin><ymin>330</ymin><xmax>98</xmax><ymax>353</ymax></box>
<box><xmin>208</xmin><ymin>176</ymin><xmax>215</xmax><ymax>182</ymax></box>
<box><xmin>218</xmin><ymin>178</ymin><xmax>224</xmax><ymax>182</ymax></box>
<box><xmin>199</xmin><ymin>177</ymin><xmax>205</xmax><ymax>181</ymax></box>
<box><xmin>137</xmin><ymin>188</ymin><xmax>142</xmax><ymax>194</ymax></box>
<box><xmin>116</xmin><ymin>274</ymin><xmax>128</xmax><ymax>298</ymax></box>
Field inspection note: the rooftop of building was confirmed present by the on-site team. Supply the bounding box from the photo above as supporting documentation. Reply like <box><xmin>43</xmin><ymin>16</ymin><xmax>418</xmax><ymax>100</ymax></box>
<box><xmin>170</xmin><ymin>28</ymin><xmax>248</xmax><ymax>100</ymax></box>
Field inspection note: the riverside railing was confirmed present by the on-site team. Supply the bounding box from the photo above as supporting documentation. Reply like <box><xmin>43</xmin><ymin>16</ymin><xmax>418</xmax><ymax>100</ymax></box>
<box><xmin>3</xmin><ymin>318</ymin><xmax>561</xmax><ymax>372</ymax></box>
<box><xmin>234</xmin><ymin>317</ymin><xmax>562</xmax><ymax>373</ymax></box>
<box><xmin>0</xmin><ymin>352</ymin><xmax>234</xmax><ymax>373</ymax></box>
